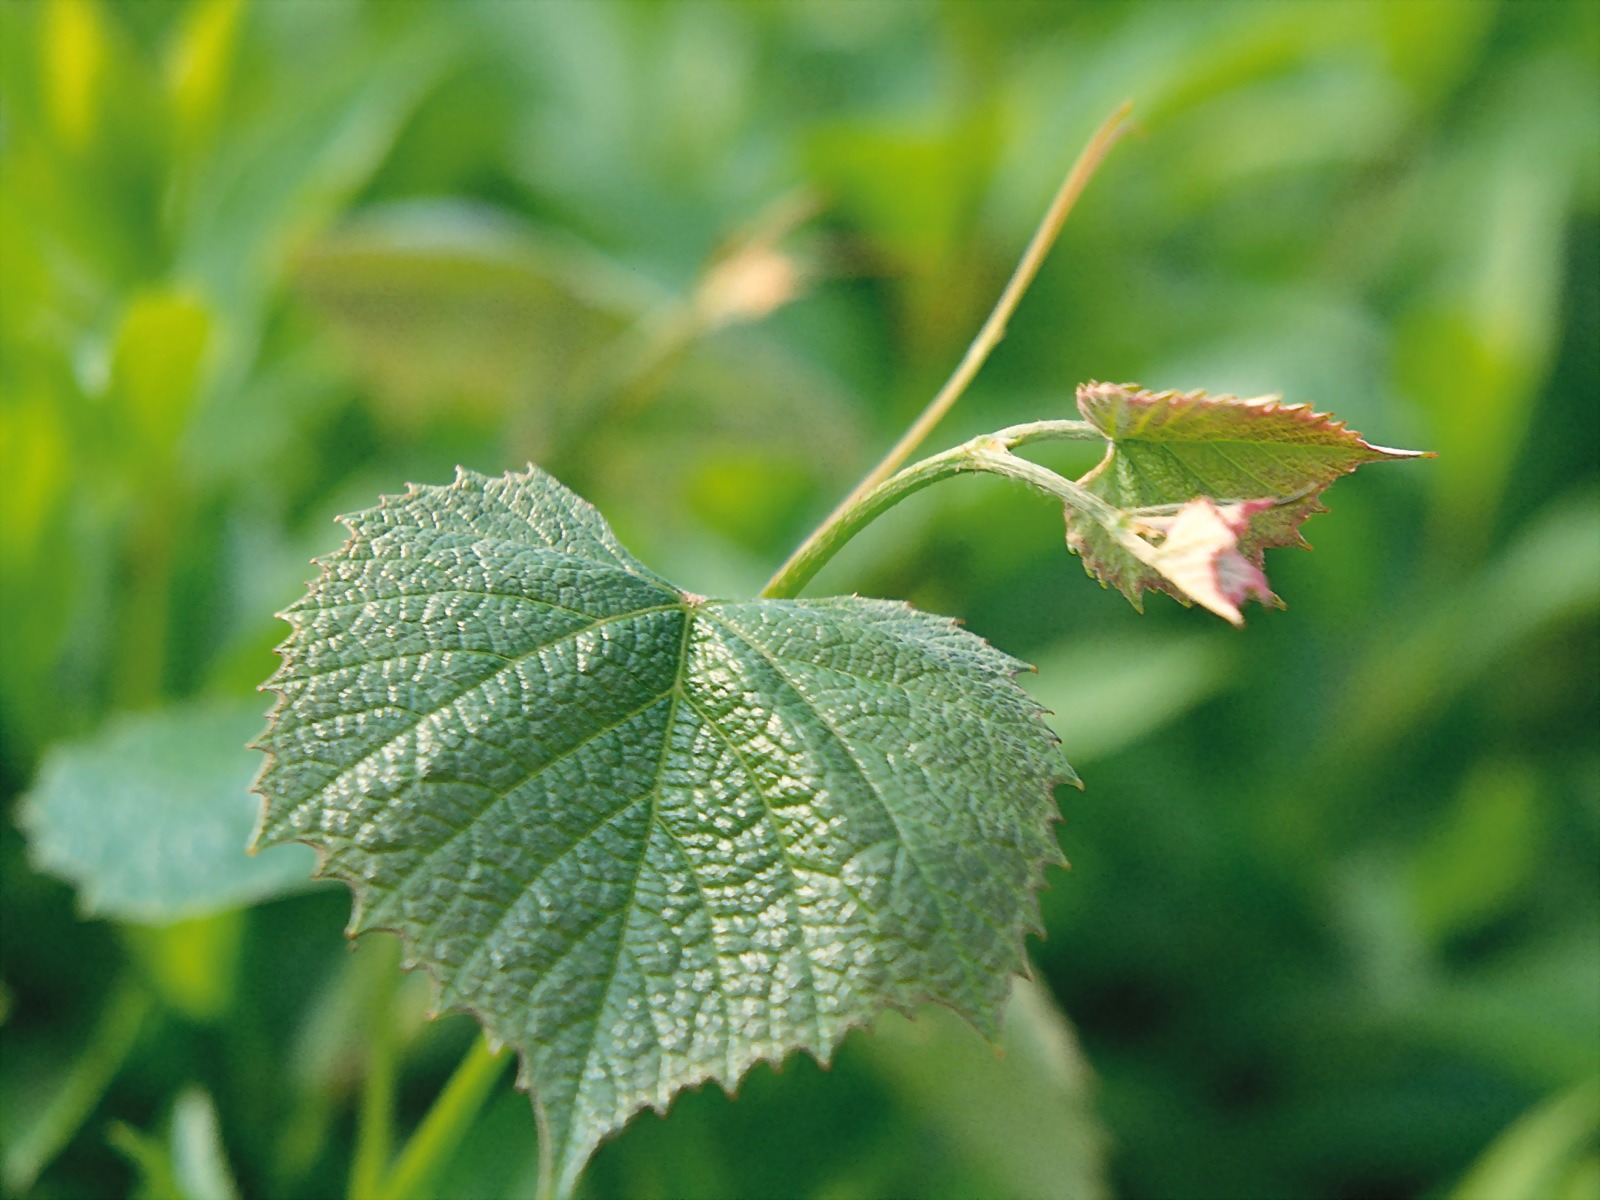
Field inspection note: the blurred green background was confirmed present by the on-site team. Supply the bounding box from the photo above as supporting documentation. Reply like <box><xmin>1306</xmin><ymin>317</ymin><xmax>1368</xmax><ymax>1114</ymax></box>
<box><xmin>2</xmin><ymin>1</ymin><xmax>1597</xmax><ymax>1197</ymax></box>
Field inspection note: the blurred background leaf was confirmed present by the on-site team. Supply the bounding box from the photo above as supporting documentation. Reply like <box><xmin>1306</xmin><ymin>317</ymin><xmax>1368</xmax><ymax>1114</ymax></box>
<box><xmin>1449</xmin><ymin>1078</ymin><xmax>1600</xmax><ymax>1200</ymax></box>
<box><xmin>19</xmin><ymin>701</ymin><xmax>319</xmax><ymax>925</ymax></box>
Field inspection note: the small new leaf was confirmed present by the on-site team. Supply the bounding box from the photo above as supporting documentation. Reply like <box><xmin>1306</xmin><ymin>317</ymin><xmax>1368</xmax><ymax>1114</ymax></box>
<box><xmin>1068</xmin><ymin>382</ymin><xmax>1428</xmax><ymax>615</ymax></box>
<box><xmin>252</xmin><ymin>467</ymin><xmax>1072</xmax><ymax>1198</ymax></box>
<box><xmin>1126</xmin><ymin>498</ymin><xmax>1280</xmax><ymax>626</ymax></box>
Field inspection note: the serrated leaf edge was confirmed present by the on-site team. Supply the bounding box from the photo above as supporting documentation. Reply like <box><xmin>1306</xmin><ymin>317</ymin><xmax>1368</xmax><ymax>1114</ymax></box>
<box><xmin>247</xmin><ymin>466</ymin><xmax>1076</xmax><ymax>1190</ymax></box>
<box><xmin>1076</xmin><ymin>380</ymin><xmax>1429</xmax><ymax>463</ymax></box>
<box><xmin>1067</xmin><ymin>381</ymin><xmax>1429</xmax><ymax>613</ymax></box>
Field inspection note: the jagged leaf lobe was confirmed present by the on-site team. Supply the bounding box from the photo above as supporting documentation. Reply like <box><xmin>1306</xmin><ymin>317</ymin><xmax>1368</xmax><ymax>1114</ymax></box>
<box><xmin>251</xmin><ymin>467</ymin><xmax>1072</xmax><ymax>1196</ymax></box>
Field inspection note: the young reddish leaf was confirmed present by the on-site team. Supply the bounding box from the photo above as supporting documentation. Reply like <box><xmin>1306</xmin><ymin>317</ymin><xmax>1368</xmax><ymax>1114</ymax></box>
<box><xmin>1067</xmin><ymin>382</ymin><xmax>1428</xmax><ymax>615</ymax></box>
<box><xmin>1125</xmin><ymin>498</ymin><xmax>1280</xmax><ymax>626</ymax></box>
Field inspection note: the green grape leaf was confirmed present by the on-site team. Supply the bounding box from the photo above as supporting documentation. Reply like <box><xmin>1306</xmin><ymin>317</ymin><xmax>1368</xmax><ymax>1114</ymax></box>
<box><xmin>1068</xmin><ymin>382</ymin><xmax>1429</xmax><ymax>616</ymax></box>
<box><xmin>19</xmin><ymin>702</ymin><xmax>319</xmax><ymax>924</ymax></box>
<box><xmin>251</xmin><ymin>467</ymin><xmax>1073</xmax><ymax>1198</ymax></box>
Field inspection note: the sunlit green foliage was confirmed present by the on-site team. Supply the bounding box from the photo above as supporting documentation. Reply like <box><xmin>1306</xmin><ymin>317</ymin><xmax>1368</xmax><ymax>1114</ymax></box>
<box><xmin>253</xmin><ymin>466</ymin><xmax>1071</xmax><ymax>1196</ymax></box>
<box><xmin>2</xmin><ymin>2</ymin><xmax>1596</xmax><ymax>1198</ymax></box>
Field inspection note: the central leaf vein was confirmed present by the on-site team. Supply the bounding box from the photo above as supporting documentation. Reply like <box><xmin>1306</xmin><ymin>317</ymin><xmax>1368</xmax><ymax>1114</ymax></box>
<box><xmin>675</xmin><ymin>674</ymin><xmax>826</xmax><ymax>1053</ymax></box>
<box><xmin>569</xmin><ymin>601</ymin><xmax>698</xmax><ymax>1139</ymax></box>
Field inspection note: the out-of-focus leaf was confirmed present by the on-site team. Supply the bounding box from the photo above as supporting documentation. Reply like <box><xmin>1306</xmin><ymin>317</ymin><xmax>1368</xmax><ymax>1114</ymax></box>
<box><xmin>684</xmin><ymin>452</ymin><xmax>819</xmax><ymax>556</ymax></box>
<box><xmin>252</xmin><ymin>467</ymin><xmax>1072</xmax><ymax>1197</ymax></box>
<box><xmin>169</xmin><ymin>1087</ymin><xmax>240</xmax><ymax>1200</ymax></box>
<box><xmin>1330</xmin><ymin>489</ymin><xmax>1600</xmax><ymax>756</ymax></box>
<box><xmin>1373</xmin><ymin>0</ymin><xmax>1500</xmax><ymax>107</ymax></box>
<box><xmin>859</xmin><ymin>976</ymin><xmax>1109</xmax><ymax>1200</ymax></box>
<box><xmin>43</xmin><ymin>0</ymin><xmax>108</xmax><ymax>151</ymax></box>
<box><xmin>178</xmin><ymin>19</ymin><xmax>458</xmax><ymax>330</ymax></box>
<box><xmin>107</xmin><ymin>287</ymin><xmax>212</xmax><ymax>459</ymax></box>
<box><xmin>122</xmin><ymin>912</ymin><xmax>242</xmax><ymax>1023</ymax></box>
<box><xmin>804</xmin><ymin>113</ymin><xmax>998</xmax><ymax>355</ymax></box>
<box><xmin>292</xmin><ymin>200</ymin><xmax>656</xmax><ymax>433</ymax></box>
<box><xmin>1420</xmin><ymin>937</ymin><xmax>1600</xmax><ymax>1090</ymax></box>
<box><xmin>1395</xmin><ymin>46</ymin><xmax>1594</xmax><ymax>550</ymax></box>
<box><xmin>0</xmin><ymin>391</ymin><xmax>70</xmax><ymax>567</ymax></box>
<box><xmin>486</xmin><ymin>0</ymin><xmax>769</xmax><ymax>258</ymax></box>
<box><xmin>805</xmin><ymin>117</ymin><xmax>994</xmax><ymax>272</ymax></box>
<box><xmin>1450</xmin><ymin>1079</ymin><xmax>1600</xmax><ymax>1200</ymax></box>
<box><xmin>588</xmin><ymin>331</ymin><xmax>864</xmax><ymax>573</ymax></box>
<box><xmin>108</xmin><ymin>1086</ymin><xmax>240</xmax><ymax>1200</ymax></box>
<box><xmin>422</xmin><ymin>1084</ymin><xmax>542</xmax><ymax>1200</ymax></box>
<box><xmin>1410</xmin><ymin>761</ymin><xmax>1541</xmax><ymax>945</ymax></box>
<box><xmin>19</xmin><ymin>701</ymin><xmax>318</xmax><ymax>924</ymax></box>
<box><xmin>1023</xmin><ymin>633</ymin><xmax>1234</xmax><ymax>764</ymax></box>
<box><xmin>293</xmin><ymin>197</ymin><xmax>862</xmax><ymax>530</ymax></box>
<box><xmin>108</xmin><ymin>1121</ymin><xmax>182</xmax><ymax>1200</ymax></box>
<box><xmin>2</xmin><ymin>980</ymin><xmax>151</xmax><ymax>1195</ymax></box>
<box><xmin>0</xmin><ymin>392</ymin><xmax>77</xmax><ymax>758</ymax></box>
<box><xmin>165</xmin><ymin>0</ymin><xmax>243</xmax><ymax>150</ymax></box>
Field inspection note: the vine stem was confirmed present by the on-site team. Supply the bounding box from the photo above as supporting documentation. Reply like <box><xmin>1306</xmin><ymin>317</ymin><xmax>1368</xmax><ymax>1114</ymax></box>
<box><xmin>761</xmin><ymin>102</ymin><xmax>1134</xmax><ymax>599</ymax></box>
<box><xmin>761</xmin><ymin>435</ymin><xmax>1121</xmax><ymax>601</ymax></box>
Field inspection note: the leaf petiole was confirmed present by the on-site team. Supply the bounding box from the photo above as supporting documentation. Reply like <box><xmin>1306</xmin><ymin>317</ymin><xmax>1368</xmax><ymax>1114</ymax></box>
<box><xmin>967</xmin><ymin>443</ymin><xmax>1125</xmax><ymax>527</ymax></box>
<box><xmin>760</xmin><ymin>436</ymin><xmax>1124</xmax><ymax>600</ymax></box>
<box><xmin>991</xmin><ymin>418</ymin><xmax>1104</xmax><ymax>448</ymax></box>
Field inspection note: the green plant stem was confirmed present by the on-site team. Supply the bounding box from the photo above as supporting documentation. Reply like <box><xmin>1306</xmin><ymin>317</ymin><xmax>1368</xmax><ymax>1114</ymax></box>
<box><xmin>348</xmin><ymin>944</ymin><xmax>400</xmax><ymax>1200</ymax></box>
<box><xmin>762</xmin><ymin>102</ymin><xmax>1133</xmax><ymax>598</ymax></box>
<box><xmin>972</xmin><ymin>445</ymin><xmax>1125</xmax><ymax>526</ymax></box>
<box><xmin>377</xmin><ymin>1036</ymin><xmax>511</xmax><ymax>1200</ymax></box>
<box><xmin>761</xmin><ymin>437</ymin><xmax>1119</xmax><ymax>600</ymax></box>
<box><xmin>2</xmin><ymin>977</ymin><xmax>151</xmax><ymax>1194</ymax></box>
<box><xmin>992</xmin><ymin>418</ymin><xmax>1104</xmax><ymax>448</ymax></box>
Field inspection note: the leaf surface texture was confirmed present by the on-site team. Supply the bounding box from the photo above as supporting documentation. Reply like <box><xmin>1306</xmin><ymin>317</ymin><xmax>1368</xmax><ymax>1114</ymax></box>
<box><xmin>252</xmin><ymin>467</ymin><xmax>1071</xmax><ymax>1195</ymax></box>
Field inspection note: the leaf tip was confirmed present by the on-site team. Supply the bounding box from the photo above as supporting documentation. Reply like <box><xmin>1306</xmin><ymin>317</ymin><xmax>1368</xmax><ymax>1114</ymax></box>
<box><xmin>1368</xmin><ymin>443</ymin><xmax>1436</xmax><ymax>461</ymax></box>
